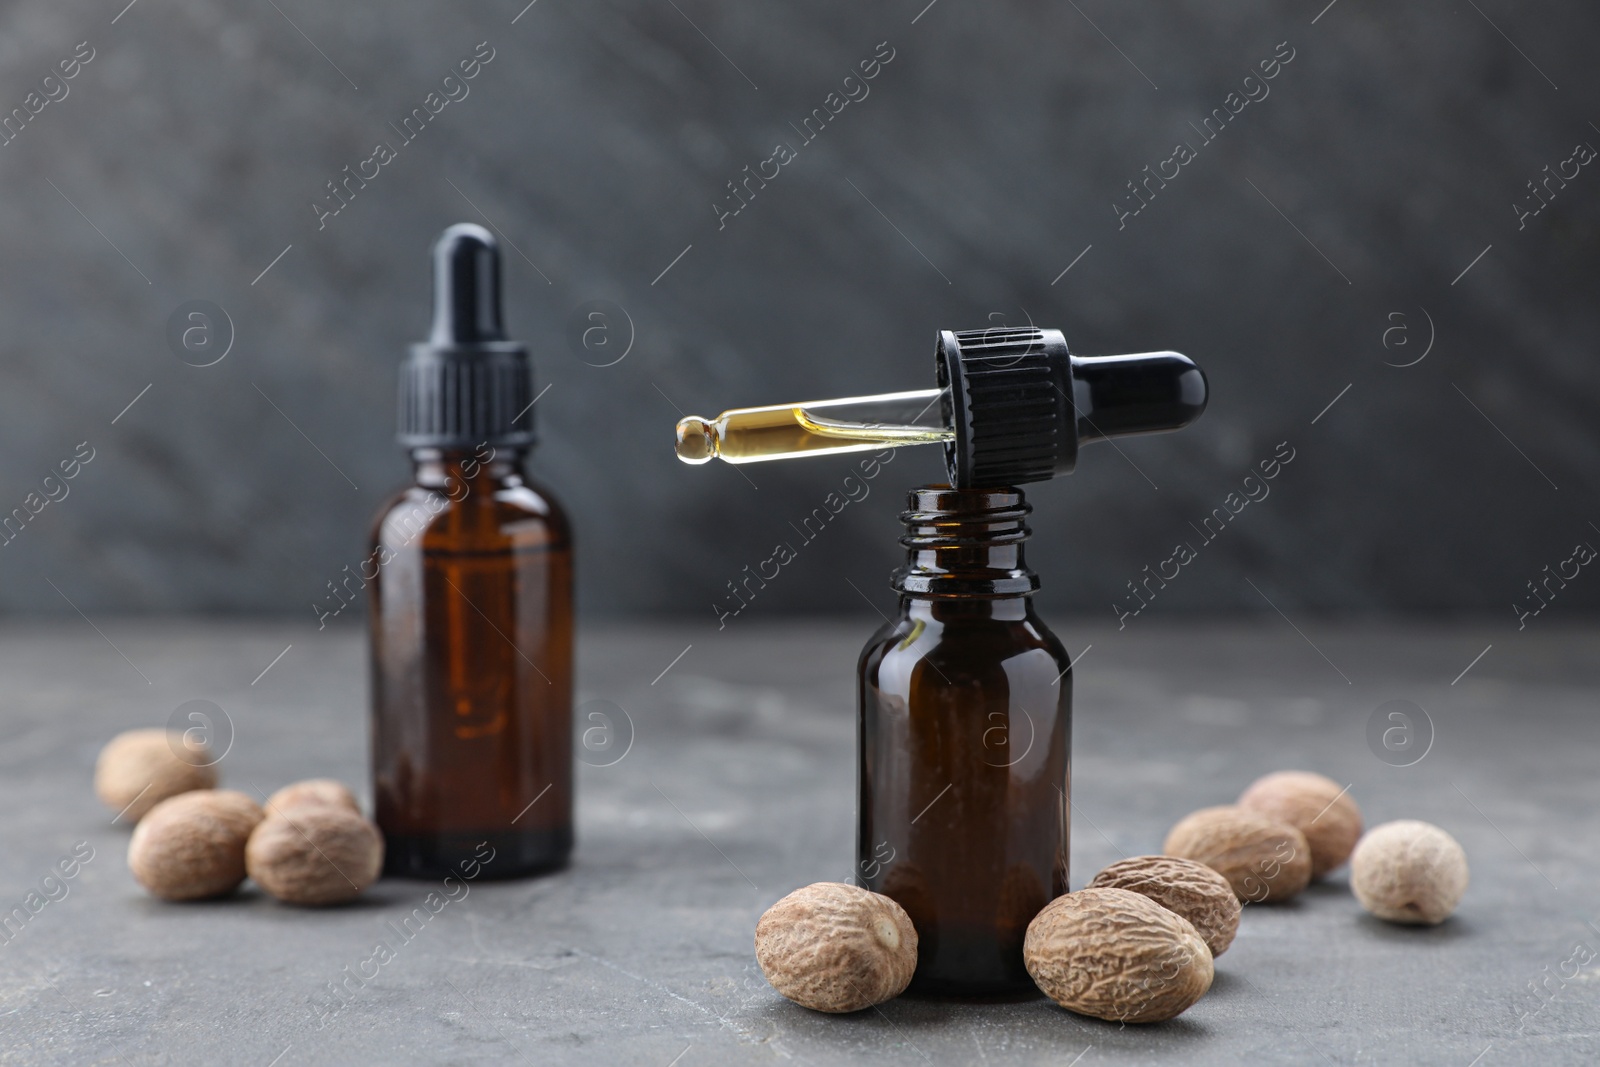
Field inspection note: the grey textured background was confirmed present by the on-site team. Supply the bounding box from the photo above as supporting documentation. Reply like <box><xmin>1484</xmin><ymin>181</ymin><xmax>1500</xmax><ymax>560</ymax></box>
<box><xmin>0</xmin><ymin>0</ymin><xmax>1596</xmax><ymax>625</ymax></box>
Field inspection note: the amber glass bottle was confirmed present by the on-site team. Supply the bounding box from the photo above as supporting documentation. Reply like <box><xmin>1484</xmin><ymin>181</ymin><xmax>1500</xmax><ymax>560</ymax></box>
<box><xmin>369</xmin><ymin>224</ymin><xmax>573</xmax><ymax>879</ymax></box>
<box><xmin>857</xmin><ymin>485</ymin><xmax>1070</xmax><ymax>995</ymax></box>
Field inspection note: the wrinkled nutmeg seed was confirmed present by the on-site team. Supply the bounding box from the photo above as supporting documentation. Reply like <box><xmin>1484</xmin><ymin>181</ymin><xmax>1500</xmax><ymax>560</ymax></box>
<box><xmin>1025</xmin><ymin>887</ymin><xmax>1213</xmax><ymax>1024</ymax></box>
<box><xmin>1239</xmin><ymin>770</ymin><xmax>1363</xmax><ymax>878</ymax></box>
<box><xmin>1351</xmin><ymin>820</ymin><xmax>1468</xmax><ymax>925</ymax></box>
<box><xmin>1088</xmin><ymin>855</ymin><xmax>1242</xmax><ymax>957</ymax></box>
<box><xmin>755</xmin><ymin>882</ymin><xmax>918</xmax><ymax>1013</ymax></box>
<box><xmin>127</xmin><ymin>790</ymin><xmax>264</xmax><ymax>901</ymax></box>
<box><xmin>96</xmin><ymin>728</ymin><xmax>216</xmax><ymax>823</ymax></box>
<box><xmin>246</xmin><ymin>806</ymin><xmax>383</xmax><ymax>906</ymax></box>
<box><xmin>1163</xmin><ymin>805</ymin><xmax>1313</xmax><ymax>903</ymax></box>
<box><xmin>265</xmin><ymin>778</ymin><xmax>361</xmax><ymax>816</ymax></box>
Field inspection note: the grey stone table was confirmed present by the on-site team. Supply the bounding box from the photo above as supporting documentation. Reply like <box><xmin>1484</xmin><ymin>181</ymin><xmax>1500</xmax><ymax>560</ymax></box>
<box><xmin>1</xmin><ymin>620</ymin><xmax>1596</xmax><ymax>1066</ymax></box>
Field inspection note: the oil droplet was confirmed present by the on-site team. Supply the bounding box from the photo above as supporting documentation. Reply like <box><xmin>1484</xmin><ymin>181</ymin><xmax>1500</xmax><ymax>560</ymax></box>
<box><xmin>675</xmin><ymin>416</ymin><xmax>716</xmax><ymax>464</ymax></box>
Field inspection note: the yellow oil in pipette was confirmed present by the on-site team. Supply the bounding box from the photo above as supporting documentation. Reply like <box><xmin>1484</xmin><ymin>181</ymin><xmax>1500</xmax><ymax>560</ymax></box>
<box><xmin>675</xmin><ymin>388</ymin><xmax>953</xmax><ymax>465</ymax></box>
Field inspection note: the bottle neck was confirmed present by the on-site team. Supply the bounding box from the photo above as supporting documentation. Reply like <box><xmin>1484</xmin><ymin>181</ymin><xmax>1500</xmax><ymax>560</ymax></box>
<box><xmin>904</xmin><ymin>597</ymin><xmax>1032</xmax><ymax>622</ymax></box>
<box><xmin>410</xmin><ymin>446</ymin><xmax>526</xmax><ymax>494</ymax></box>
<box><xmin>891</xmin><ymin>485</ymin><xmax>1039</xmax><ymax>600</ymax></box>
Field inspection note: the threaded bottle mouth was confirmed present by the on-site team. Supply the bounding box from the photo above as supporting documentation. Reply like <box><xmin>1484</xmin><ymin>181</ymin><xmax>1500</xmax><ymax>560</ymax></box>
<box><xmin>893</xmin><ymin>484</ymin><xmax>1038</xmax><ymax>597</ymax></box>
<box><xmin>899</xmin><ymin>485</ymin><xmax>1030</xmax><ymax>547</ymax></box>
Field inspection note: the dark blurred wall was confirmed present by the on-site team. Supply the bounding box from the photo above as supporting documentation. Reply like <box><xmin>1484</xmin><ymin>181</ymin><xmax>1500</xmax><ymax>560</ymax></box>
<box><xmin>0</xmin><ymin>0</ymin><xmax>1596</xmax><ymax>625</ymax></box>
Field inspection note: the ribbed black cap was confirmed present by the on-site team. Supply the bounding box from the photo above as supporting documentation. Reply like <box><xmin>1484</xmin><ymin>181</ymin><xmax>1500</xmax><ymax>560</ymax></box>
<box><xmin>938</xmin><ymin>327</ymin><xmax>1074</xmax><ymax>488</ymax></box>
<box><xmin>398</xmin><ymin>223</ymin><xmax>536</xmax><ymax>450</ymax></box>
<box><xmin>938</xmin><ymin>327</ymin><xmax>1207</xmax><ymax>489</ymax></box>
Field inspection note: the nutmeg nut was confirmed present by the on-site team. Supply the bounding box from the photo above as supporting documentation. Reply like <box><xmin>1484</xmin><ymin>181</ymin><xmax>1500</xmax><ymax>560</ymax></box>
<box><xmin>127</xmin><ymin>790</ymin><xmax>264</xmax><ymax>901</ymax></box>
<box><xmin>95</xmin><ymin>728</ymin><xmax>217</xmax><ymax>823</ymax></box>
<box><xmin>1350</xmin><ymin>820</ymin><xmax>1468</xmax><ymax>925</ymax></box>
<box><xmin>246</xmin><ymin>806</ymin><xmax>384</xmax><ymax>906</ymax></box>
<box><xmin>1164</xmin><ymin>805</ymin><xmax>1312</xmax><ymax>903</ymax></box>
<box><xmin>1024</xmin><ymin>887</ymin><xmax>1213</xmax><ymax>1024</ymax></box>
<box><xmin>265</xmin><ymin>778</ymin><xmax>361</xmax><ymax>816</ymax></box>
<box><xmin>1088</xmin><ymin>855</ymin><xmax>1242</xmax><ymax>957</ymax></box>
<box><xmin>755</xmin><ymin>882</ymin><xmax>918</xmax><ymax>1013</ymax></box>
<box><xmin>1239</xmin><ymin>770</ymin><xmax>1362</xmax><ymax>878</ymax></box>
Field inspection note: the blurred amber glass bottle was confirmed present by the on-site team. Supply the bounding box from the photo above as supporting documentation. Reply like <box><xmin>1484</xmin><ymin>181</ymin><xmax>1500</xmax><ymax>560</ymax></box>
<box><xmin>369</xmin><ymin>224</ymin><xmax>572</xmax><ymax>879</ymax></box>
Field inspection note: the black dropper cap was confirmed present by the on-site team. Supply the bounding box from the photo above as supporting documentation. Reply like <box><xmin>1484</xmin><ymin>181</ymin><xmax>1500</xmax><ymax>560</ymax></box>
<box><xmin>937</xmin><ymin>327</ymin><xmax>1207</xmax><ymax>488</ymax></box>
<box><xmin>398</xmin><ymin>223</ymin><xmax>535</xmax><ymax>450</ymax></box>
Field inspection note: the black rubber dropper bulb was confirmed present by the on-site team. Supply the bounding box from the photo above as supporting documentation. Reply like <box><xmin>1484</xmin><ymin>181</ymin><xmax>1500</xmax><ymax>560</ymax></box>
<box><xmin>431</xmin><ymin>222</ymin><xmax>506</xmax><ymax>345</ymax></box>
<box><xmin>1071</xmin><ymin>349</ymin><xmax>1207</xmax><ymax>442</ymax></box>
<box><xmin>398</xmin><ymin>223</ymin><xmax>535</xmax><ymax>450</ymax></box>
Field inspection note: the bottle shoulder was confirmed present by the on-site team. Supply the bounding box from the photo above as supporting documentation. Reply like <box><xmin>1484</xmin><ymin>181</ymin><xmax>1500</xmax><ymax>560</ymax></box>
<box><xmin>860</xmin><ymin>604</ymin><xmax>1071</xmax><ymax>684</ymax></box>
<box><xmin>368</xmin><ymin>473</ymin><xmax>571</xmax><ymax>550</ymax></box>
<box><xmin>498</xmin><ymin>474</ymin><xmax>570</xmax><ymax>526</ymax></box>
